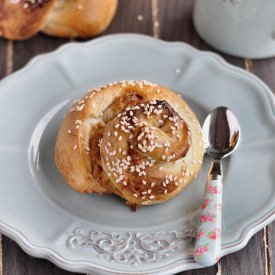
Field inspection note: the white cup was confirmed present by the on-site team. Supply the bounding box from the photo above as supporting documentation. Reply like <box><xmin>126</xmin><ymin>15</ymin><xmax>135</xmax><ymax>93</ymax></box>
<box><xmin>193</xmin><ymin>0</ymin><xmax>275</xmax><ymax>59</ymax></box>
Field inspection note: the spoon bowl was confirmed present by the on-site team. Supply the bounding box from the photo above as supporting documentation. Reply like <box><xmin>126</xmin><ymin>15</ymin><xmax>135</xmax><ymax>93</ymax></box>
<box><xmin>202</xmin><ymin>106</ymin><xmax>241</xmax><ymax>159</ymax></box>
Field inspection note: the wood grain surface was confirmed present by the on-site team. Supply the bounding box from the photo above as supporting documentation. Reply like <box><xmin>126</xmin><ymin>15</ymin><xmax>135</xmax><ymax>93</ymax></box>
<box><xmin>0</xmin><ymin>1</ymin><xmax>274</xmax><ymax>275</ymax></box>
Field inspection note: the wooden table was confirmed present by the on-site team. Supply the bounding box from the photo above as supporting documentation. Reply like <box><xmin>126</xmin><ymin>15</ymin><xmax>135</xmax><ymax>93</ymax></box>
<box><xmin>0</xmin><ymin>1</ymin><xmax>274</xmax><ymax>274</ymax></box>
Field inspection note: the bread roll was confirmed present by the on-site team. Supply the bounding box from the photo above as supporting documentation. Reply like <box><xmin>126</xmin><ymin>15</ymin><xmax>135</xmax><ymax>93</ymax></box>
<box><xmin>42</xmin><ymin>0</ymin><xmax>118</xmax><ymax>38</ymax></box>
<box><xmin>55</xmin><ymin>80</ymin><xmax>204</xmax><ymax>207</ymax></box>
<box><xmin>0</xmin><ymin>0</ymin><xmax>55</xmax><ymax>40</ymax></box>
<box><xmin>0</xmin><ymin>0</ymin><xmax>117</xmax><ymax>40</ymax></box>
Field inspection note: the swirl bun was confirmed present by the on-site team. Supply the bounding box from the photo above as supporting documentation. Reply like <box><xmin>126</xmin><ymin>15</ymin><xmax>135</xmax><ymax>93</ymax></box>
<box><xmin>0</xmin><ymin>0</ymin><xmax>117</xmax><ymax>40</ymax></box>
<box><xmin>55</xmin><ymin>80</ymin><xmax>204</xmax><ymax>207</ymax></box>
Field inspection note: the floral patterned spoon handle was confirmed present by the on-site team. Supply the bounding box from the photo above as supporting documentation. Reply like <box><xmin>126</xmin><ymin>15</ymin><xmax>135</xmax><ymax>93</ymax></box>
<box><xmin>194</xmin><ymin>160</ymin><xmax>222</xmax><ymax>266</ymax></box>
<box><xmin>194</xmin><ymin>106</ymin><xmax>241</xmax><ymax>266</ymax></box>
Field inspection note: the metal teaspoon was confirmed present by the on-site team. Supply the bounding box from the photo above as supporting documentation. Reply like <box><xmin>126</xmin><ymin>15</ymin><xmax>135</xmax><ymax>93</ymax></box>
<box><xmin>194</xmin><ymin>106</ymin><xmax>241</xmax><ymax>266</ymax></box>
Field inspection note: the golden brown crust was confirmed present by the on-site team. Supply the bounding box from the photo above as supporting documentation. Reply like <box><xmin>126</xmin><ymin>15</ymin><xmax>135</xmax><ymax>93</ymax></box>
<box><xmin>55</xmin><ymin>80</ymin><xmax>204</xmax><ymax>206</ymax></box>
<box><xmin>42</xmin><ymin>0</ymin><xmax>118</xmax><ymax>38</ymax></box>
<box><xmin>0</xmin><ymin>0</ymin><xmax>55</xmax><ymax>40</ymax></box>
<box><xmin>0</xmin><ymin>0</ymin><xmax>117</xmax><ymax>40</ymax></box>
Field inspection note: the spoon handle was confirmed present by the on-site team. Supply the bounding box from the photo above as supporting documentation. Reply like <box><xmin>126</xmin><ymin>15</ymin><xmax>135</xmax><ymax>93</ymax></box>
<box><xmin>194</xmin><ymin>160</ymin><xmax>223</xmax><ymax>266</ymax></box>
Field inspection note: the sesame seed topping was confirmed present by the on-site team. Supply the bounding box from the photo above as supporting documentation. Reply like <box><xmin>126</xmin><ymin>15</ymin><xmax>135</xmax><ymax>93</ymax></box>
<box><xmin>67</xmin><ymin>130</ymin><xmax>72</xmax><ymax>134</ymax></box>
<box><xmin>77</xmin><ymin>4</ymin><xmax>83</xmax><ymax>10</ymax></box>
<box><xmin>149</xmin><ymin>195</ymin><xmax>155</xmax><ymax>199</ymax></box>
<box><xmin>75</xmin><ymin>120</ymin><xmax>82</xmax><ymax>125</ymax></box>
<box><xmin>73</xmin><ymin>144</ymin><xmax>77</xmax><ymax>150</ymax></box>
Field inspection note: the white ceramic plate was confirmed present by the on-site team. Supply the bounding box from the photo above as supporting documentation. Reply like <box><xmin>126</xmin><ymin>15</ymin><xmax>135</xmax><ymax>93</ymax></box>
<box><xmin>0</xmin><ymin>34</ymin><xmax>274</xmax><ymax>275</ymax></box>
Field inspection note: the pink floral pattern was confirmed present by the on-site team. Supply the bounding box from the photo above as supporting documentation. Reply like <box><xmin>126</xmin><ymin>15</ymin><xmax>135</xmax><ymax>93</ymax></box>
<box><xmin>201</xmin><ymin>198</ymin><xmax>210</xmax><ymax>210</ymax></box>
<box><xmin>200</xmin><ymin>213</ymin><xmax>215</xmax><ymax>223</ymax></box>
<box><xmin>208</xmin><ymin>228</ymin><xmax>220</xmax><ymax>240</ymax></box>
<box><xmin>194</xmin><ymin>245</ymin><xmax>209</xmax><ymax>257</ymax></box>
<box><xmin>207</xmin><ymin>185</ymin><xmax>218</xmax><ymax>194</ymax></box>
<box><xmin>194</xmin><ymin>179</ymin><xmax>222</xmax><ymax>265</ymax></box>
<box><xmin>196</xmin><ymin>231</ymin><xmax>204</xmax><ymax>240</ymax></box>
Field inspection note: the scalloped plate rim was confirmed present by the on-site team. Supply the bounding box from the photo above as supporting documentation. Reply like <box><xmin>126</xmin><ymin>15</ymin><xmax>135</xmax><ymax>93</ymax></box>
<box><xmin>0</xmin><ymin>33</ymin><xmax>274</xmax><ymax>274</ymax></box>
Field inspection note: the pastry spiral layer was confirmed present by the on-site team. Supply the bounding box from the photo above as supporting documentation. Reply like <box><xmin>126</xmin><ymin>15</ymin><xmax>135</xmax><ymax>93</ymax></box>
<box><xmin>55</xmin><ymin>80</ymin><xmax>204</xmax><ymax>207</ymax></box>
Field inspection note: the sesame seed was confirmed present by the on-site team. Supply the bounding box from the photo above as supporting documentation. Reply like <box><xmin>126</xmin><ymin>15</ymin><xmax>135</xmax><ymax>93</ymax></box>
<box><xmin>142</xmin><ymin>180</ymin><xmax>147</xmax><ymax>185</ymax></box>
<box><xmin>73</xmin><ymin>145</ymin><xmax>77</xmax><ymax>150</ymax></box>
<box><xmin>108</xmin><ymin>132</ymin><xmax>111</xmax><ymax>137</ymax></box>
<box><xmin>158</xmin><ymin>167</ymin><xmax>163</xmax><ymax>171</ymax></box>
<box><xmin>75</xmin><ymin>120</ymin><xmax>82</xmax><ymax>125</ymax></box>
<box><xmin>151</xmin><ymin>182</ymin><xmax>155</xmax><ymax>187</ymax></box>
<box><xmin>114</xmin><ymin>131</ymin><xmax>118</xmax><ymax>136</ymax></box>
<box><xmin>149</xmin><ymin>195</ymin><xmax>155</xmax><ymax>199</ymax></box>
<box><xmin>123</xmin><ymin>181</ymin><xmax>127</xmax><ymax>186</ymax></box>
<box><xmin>154</xmin><ymin>21</ymin><xmax>160</xmax><ymax>28</ymax></box>
<box><xmin>67</xmin><ymin>130</ymin><xmax>72</xmax><ymax>134</ymax></box>
<box><xmin>164</xmin><ymin>189</ymin><xmax>168</xmax><ymax>194</ymax></box>
<box><xmin>148</xmin><ymin>189</ymin><xmax>152</xmax><ymax>194</ymax></box>
<box><xmin>119</xmin><ymin>136</ymin><xmax>123</xmax><ymax>141</ymax></box>
<box><xmin>77</xmin><ymin>4</ymin><xmax>83</xmax><ymax>10</ymax></box>
<box><xmin>137</xmin><ymin>14</ymin><xmax>144</xmax><ymax>21</ymax></box>
<box><xmin>134</xmin><ymin>194</ymin><xmax>138</xmax><ymax>198</ymax></box>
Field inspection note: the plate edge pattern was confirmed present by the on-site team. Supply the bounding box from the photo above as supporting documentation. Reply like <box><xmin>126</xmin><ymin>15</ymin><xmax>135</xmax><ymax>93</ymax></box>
<box><xmin>0</xmin><ymin>33</ymin><xmax>274</xmax><ymax>274</ymax></box>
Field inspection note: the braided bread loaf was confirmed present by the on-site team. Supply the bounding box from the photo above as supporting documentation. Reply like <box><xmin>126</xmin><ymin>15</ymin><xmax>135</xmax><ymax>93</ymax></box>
<box><xmin>55</xmin><ymin>81</ymin><xmax>204</xmax><ymax>207</ymax></box>
<box><xmin>0</xmin><ymin>0</ymin><xmax>117</xmax><ymax>40</ymax></box>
